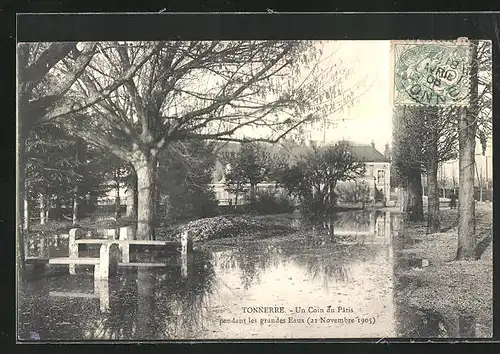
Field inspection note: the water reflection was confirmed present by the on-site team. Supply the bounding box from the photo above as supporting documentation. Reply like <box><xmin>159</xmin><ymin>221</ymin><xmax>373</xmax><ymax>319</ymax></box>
<box><xmin>19</xmin><ymin>249</ymin><xmax>216</xmax><ymax>340</ymax></box>
<box><xmin>19</xmin><ymin>211</ymin><xmax>397</xmax><ymax>340</ymax></box>
<box><xmin>82</xmin><ymin>250</ymin><xmax>216</xmax><ymax>340</ymax></box>
<box><xmin>302</xmin><ymin>210</ymin><xmax>393</xmax><ymax>247</ymax></box>
<box><xmin>213</xmin><ymin>245</ymin><xmax>283</xmax><ymax>290</ymax></box>
<box><xmin>18</xmin><ymin>210</ymin><xmax>487</xmax><ymax>340</ymax></box>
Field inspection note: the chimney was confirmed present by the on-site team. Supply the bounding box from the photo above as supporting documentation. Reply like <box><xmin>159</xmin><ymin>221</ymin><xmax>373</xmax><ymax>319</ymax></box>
<box><xmin>371</xmin><ymin>140</ymin><xmax>375</xmax><ymax>149</ymax></box>
<box><xmin>384</xmin><ymin>143</ymin><xmax>391</xmax><ymax>159</ymax></box>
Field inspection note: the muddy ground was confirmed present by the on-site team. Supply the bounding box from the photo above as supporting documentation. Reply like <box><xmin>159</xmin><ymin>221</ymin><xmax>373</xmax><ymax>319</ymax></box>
<box><xmin>394</xmin><ymin>204</ymin><xmax>493</xmax><ymax>338</ymax></box>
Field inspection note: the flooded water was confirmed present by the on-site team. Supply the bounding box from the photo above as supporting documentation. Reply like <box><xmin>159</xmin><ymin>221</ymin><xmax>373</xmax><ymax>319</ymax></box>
<box><xmin>17</xmin><ymin>210</ymin><xmax>483</xmax><ymax>340</ymax></box>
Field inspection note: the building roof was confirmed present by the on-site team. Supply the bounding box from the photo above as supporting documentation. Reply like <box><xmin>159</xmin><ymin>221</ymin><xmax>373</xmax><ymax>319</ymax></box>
<box><xmin>213</xmin><ymin>140</ymin><xmax>390</xmax><ymax>164</ymax></box>
<box><xmin>348</xmin><ymin>144</ymin><xmax>391</xmax><ymax>163</ymax></box>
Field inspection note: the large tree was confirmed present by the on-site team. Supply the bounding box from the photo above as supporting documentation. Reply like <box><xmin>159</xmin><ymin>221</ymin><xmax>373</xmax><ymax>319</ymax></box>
<box><xmin>25</xmin><ymin>124</ymin><xmax>76</xmax><ymax>226</ymax></box>
<box><xmin>392</xmin><ymin>106</ymin><xmax>425</xmax><ymax>222</ymax></box>
<box><xmin>17</xmin><ymin>42</ymin><xmax>156</xmax><ymax>270</ymax></box>
<box><xmin>456</xmin><ymin>40</ymin><xmax>480</xmax><ymax>260</ymax></box>
<box><xmin>17</xmin><ymin>42</ymin><xmax>95</xmax><ymax>270</ymax></box>
<box><xmin>26</xmin><ymin>125</ymin><xmax>120</xmax><ymax>225</ymax></box>
<box><xmin>66</xmin><ymin>40</ymin><xmax>361</xmax><ymax>240</ymax></box>
<box><xmin>392</xmin><ymin>105</ymin><xmax>458</xmax><ymax>228</ymax></box>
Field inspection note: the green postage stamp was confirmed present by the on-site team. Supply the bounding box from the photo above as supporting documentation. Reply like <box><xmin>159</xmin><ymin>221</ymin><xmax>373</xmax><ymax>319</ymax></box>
<box><xmin>391</xmin><ymin>40</ymin><xmax>471</xmax><ymax>106</ymax></box>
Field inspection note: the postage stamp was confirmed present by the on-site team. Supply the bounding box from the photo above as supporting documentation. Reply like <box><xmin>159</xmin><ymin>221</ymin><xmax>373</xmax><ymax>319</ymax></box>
<box><xmin>391</xmin><ymin>40</ymin><xmax>471</xmax><ymax>106</ymax></box>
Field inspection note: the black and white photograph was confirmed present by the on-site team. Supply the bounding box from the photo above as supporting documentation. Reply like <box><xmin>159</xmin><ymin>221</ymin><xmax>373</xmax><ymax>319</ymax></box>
<box><xmin>16</xmin><ymin>15</ymin><xmax>493</xmax><ymax>341</ymax></box>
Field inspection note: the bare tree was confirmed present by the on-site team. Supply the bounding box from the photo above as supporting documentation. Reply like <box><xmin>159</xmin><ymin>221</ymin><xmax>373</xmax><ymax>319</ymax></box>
<box><xmin>220</xmin><ymin>140</ymin><xmax>284</xmax><ymax>203</ymax></box>
<box><xmin>278</xmin><ymin>141</ymin><xmax>366</xmax><ymax>227</ymax></box>
<box><xmin>391</xmin><ymin>106</ymin><xmax>425</xmax><ymax>222</ymax></box>
<box><xmin>423</xmin><ymin>107</ymin><xmax>458</xmax><ymax>232</ymax></box>
<box><xmin>439</xmin><ymin>40</ymin><xmax>492</xmax><ymax>259</ymax></box>
<box><xmin>392</xmin><ymin>104</ymin><xmax>458</xmax><ymax>230</ymax></box>
<box><xmin>66</xmin><ymin>40</ymin><xmax>363</xmax><ymax>240</ymax></box>
<box><xmin>17</xmin><ymin>42</ymin><xmax>156</xmax><ymax>269</ymax></box>
<box><xmin>17</xmin><ymin>42</ymin><xmax>95</xmax><ymax>271</ymax></box>
<box><xmin>456</xmin><ymin>41</ymin><xmax>480</xmax><ymax>260</ymax></box>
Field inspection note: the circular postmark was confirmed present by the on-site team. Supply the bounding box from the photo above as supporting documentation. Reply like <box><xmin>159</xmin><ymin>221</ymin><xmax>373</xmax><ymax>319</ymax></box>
<box><xmin>394</xmin><ymin>44</ymin><xmax>470</xmax><ymax>106</ymax></box>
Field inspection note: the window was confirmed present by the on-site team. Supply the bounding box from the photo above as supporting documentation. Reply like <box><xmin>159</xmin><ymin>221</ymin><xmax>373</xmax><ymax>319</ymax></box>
<box><xmin>377</xmin><ymin>170</ymin><xmax>385</xmax><ymax>184</ymax></box>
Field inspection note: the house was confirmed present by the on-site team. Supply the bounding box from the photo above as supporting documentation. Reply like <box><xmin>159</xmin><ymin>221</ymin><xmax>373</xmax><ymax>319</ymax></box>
<box><xmin>335</xmin><ymin>141</ymin><xmax>391</xmax><ymax>203</ymax></box>
<box><xmin>210</xmin><ymin>140</ymin><xmax>392</xmax><ymax>205</ymax></box>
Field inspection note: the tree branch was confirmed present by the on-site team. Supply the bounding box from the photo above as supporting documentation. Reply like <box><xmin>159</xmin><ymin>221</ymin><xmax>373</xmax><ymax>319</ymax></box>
<box><xmin>43</xmin><ymin>42</ymin><xmax>162</xmax><ymax>122</ymax></box>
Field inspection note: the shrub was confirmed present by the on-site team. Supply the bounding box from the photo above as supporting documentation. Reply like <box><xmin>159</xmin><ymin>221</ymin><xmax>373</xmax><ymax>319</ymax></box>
<box><xmin>249</xmin><ymin>189</ymin><xmax>296</xmax><ymax>215</ymax></box>
<box><xmin>161</xmin><ymin>185</ymin><xmax>219</xmax><ymax>224</ymax></box>
<box><xmin>335</xmin><ymin>181</ymin><xmax>371</xmax><ymax>203</ymax></box>
<box><xmin>298</xmin><ymin>193</ymin><xmax>337</xmax><ymax>222</ymax></box>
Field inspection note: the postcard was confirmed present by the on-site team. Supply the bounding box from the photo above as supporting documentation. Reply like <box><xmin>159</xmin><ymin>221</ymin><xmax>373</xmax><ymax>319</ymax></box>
<box><xmin>16</xmin><ymin>13</ymin><xmax>493</xmax><ymax>342</ymax></box>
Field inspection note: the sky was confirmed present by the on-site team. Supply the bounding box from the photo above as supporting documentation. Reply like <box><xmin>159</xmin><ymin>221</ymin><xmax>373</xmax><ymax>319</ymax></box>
<box><xmin>308</xmin><ymin>40</ymin><xmax>393</xmax><ymax>153</ymax></box>
<box><xmin>236</xmin><ymin>40</ymin><xmax>394</xmax><ymax>153</ymax></box>
<box><xmin>243</xmin><ymin>40</ymin><xmax>493</xmax><ymax>180</ymax></box>
<box><xmin>304</xmin><ymin>41</ymin><xmax>493</xmax><ymax>181</ymax></box>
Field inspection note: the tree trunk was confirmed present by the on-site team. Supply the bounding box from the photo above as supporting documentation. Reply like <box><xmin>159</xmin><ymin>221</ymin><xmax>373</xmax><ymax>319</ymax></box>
<box><xmin>456</xmin><ymin>106</ymin><xmax>476</xmax><ymax>259</ymax></box>
<box><xmin>39</xmin><ymin>193</ymin><xmax>46</xmax><ymax>225</ymax></box>
<box><xmin>154</xmin><ymin>161</ymin><xmax>161</xmax><ymax>230</ymax></box>
<box><xmin>456</xmin><ymin>42</ymin><xmax>478</xmax><ymax>260</ymax></box>
<box><xmin>72</xmin><ymin>190</ymin><xmax>79</xmax><ymax>225</ymax></box>
<box><xmin>249</xmin><ymin>184</ymin><xmax>257</xmax><ymax>202</ymax></box>
<box><xmin>406</xmin><ymin>168</ymin><xmax>424</xmax><ymax>221</ymax></box>
<box><xmin>426</xmin><ymin>134</ymin><xmax>440</xmax><ymax>233</ymax></box>
<box><xmin>326</xmin><ymin>216</ymin><xmax>335</xmax><ymax>242</ymax></box>
<box><xmin>45</xmin><ymin>197</ymin><xmax>49</xmax><ymax>224</ymax></box>
<box><xmin>115</xmin><ymin>195</ymin><xmax>121</xmax><ymax>220</ymax></box>
<box><xmin>72</xmin><ymin>138</ymin><xmax>85</xmax><ymax>225</ymax></box>
<box><xmin>114</xmin><ymin>173</ymin><xmax>121</xmax><ymax>220</ymax></box>
<box><xmin>133</xmin><ymin>172</ymin><xmax>139</xmax><ymax>220</ymax></box>
<box><xmin>126</xmin><ymin>169</ymin><xmax>138</xmax><ymax>220</ymax></box>
<box><xmin>133</xmin><ymin>151</ymin><xmax>158</xmax><ymax>241</ymax></box>
<box><xmin>477</xmin><ymin>165</ymin><xmax>483</xmax><ymax>202</ymax></box>
<box><xmin>427</xmin><ymin>168</ymin><xmax>440</xmax><ymax>233</ymax></box>
<box><xmin>53</xmin><ymin>196</ymin><xmax>63</xmax><ymax>220</ymax></box>
<box><xmin>485</xmin><ymin>156</ymin><xmax>489</xmax><ymax>201</ymax></box>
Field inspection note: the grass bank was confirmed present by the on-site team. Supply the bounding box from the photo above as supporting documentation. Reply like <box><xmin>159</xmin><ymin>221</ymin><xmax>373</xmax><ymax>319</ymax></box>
<box><xmin>395</xmin><ymin>204</ymin><xmax>493</xmax><ymax>337</ymax></box>
<box><xmin>156</xmin><ymin>213</ymin><xmax>298</xmax><ymax>245</ymax></box>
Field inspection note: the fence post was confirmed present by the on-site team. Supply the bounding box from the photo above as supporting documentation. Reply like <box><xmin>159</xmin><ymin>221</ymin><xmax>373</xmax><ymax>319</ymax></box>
<box><xmin>94</xmin><ymin>278</ymin><xmax>110</xmax><ymax>313</ymax></box>
<box><xmin>68</xmin><ymin>228</ymin><xmax>82</xmax><ymax>275</ymax></box>
<box><xmin>95</xmin><ymin>243</ymin><xmax>119</xmax><ymax>280</ymax></box>
<box><xmin>119</xmin><ymin>227</ymin><xmax>130</xmax><ymax>263</ymax></box>
<box><xmin>180</xmin><ymin>230</ymin><xmax>192</xmax><ymax>278</ymax></box>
